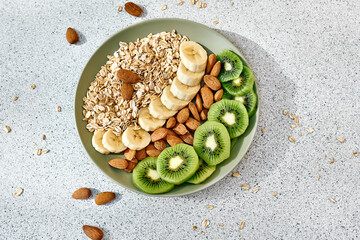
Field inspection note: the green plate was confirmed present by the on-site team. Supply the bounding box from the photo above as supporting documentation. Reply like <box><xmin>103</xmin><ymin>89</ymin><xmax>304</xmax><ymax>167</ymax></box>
<box><xmin>75</xmin><ymin>18</ymin><xmax>259</xmax><ymax>197</ymax></box>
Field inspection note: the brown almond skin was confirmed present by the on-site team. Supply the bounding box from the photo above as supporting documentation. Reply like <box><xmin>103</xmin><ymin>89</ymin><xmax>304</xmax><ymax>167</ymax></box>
<box><xmin>124</xmin><ymin>2</ymin><xmax>143</xmax><ymax>17</ymax></box>
<box><xmin>151</xmin><ymin>127</ymin><xmax>168</xmax><ymax>142</ymax></box>
<box><xmin>185</xmin><ymin>118</ymin><xmax>201</xmax><ymax>131</ymax></box>
<box><xmin>83</xmin><ymin>225</ymin><xmax>104</xmax><ymax>240</ymax></box>
<box><xmin>135</xmin><ymin>148</ymin><xmax>147</xmax><ymax>160</ymax></box>
<box><xmin>188</xmin><ymin>102</ymin><xmax>200</xmax><ymax>121</ymax></box>
<box><xmin>66</xmin><ymin>27</ymin><xmax>79</xmax><ymax>44</ymax></box>
<box><xmin>130</xmin><ymin>158</ymin><xmax>138</xmax><ymax>164</ymax></box>
<box><xmin>180</xmin><ymin>132</ymin><xmax>194</xmax><ymax>145</ymax></box>
<box><xmin>121</xmin><ymin>83</ymin><xmax>133</xmax><ymax>101</ymax></box>
<box><xmin>214</xmin><ymin>89</ymin><xmax>223</xmax><ymax>102</ymax></box>
<box><xmin>154</xmin><ymin>140</ymin><xmax>167</xmax><ymax>151</ymax></box>
<box><xmin>210</xmin><ymin>61</ymin><xmax>221</xmax><ymax>77</ymax></box>
<box><xmin>117</xmin><ymin>69</ymin><xmax>140</xmax><ymax>84</ymax></box>
<box><xmin>200</xmin><ymin>85</ymin><xmax>214</xmax><ymax>109</ymax></box>
<box><xmin>176</xmin><ymin>107</ymin><xmax>190</xmax><ymax>124</ymax></box>
<box><xmin>204</xmin><ymin>75</ymin><xmax>221</xmax><ymax>91</ymax></box>
<box><xmin>173</xmin><ymin>123</ymin><xmax>188</xmax><ymax>135</ymax></box>
<box><xmin>195</xmin><ymin>94</ymin><xmax>203</xmax><ymax>112</ymax></box>
<box><xmin>124</xmin><ymin>149</ymin><xmax>136</xmax><ymax>160</ymax></box>
<box><xmin>125</xmin><ymin>161</ymin><xmax>137</xmax><ymax>172</ymax></box>
<box><xmin>200</xmin><ymin>109</ymin><xmax>208</xmax><ymax>121</ymax></box>
<box><xmin>166</xmin><ymin>117</ymin><xmax>177</xmax><ymax>128</ymax></box>
<box><xmin>206</xmin><ymin>54</ymin><xmax>217</xmax><ymax>74</ymax></box>
<box><xmin>72</xmin><ymin>188</ymin><xmax>92</xmax><ymax>199</ymax></box>
<box><xmin>146</xmin><ymin>144</ymin><xmax>161</xmax><ymax>157</ymax></box>
<box><xmin>108</xmin><ymin>158</ymin><xmax>128</xmax><ymax>169</ymax></box>
<box><xmin>167</xmin><ymin>129</ymin><xmax>177</xmax><ymax>136</ymax></box>
<box><xmin>166</xmin><ymin>135</ymin><xmax>184</xmax><ymax>146</ymax></box>
<box><xmin>95</xmin><ymin>192</ymin><xmax>115</xmax><ymax>205</ymax></box>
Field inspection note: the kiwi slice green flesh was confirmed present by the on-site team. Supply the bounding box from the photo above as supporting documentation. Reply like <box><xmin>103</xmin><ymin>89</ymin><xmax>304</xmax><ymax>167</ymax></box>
<box><xmin>157</xmin><ymin>144</ymin><xmax>199</xmax><ymax>185</ymax></box>
<box><xmin>222</xmin><ymin>66</ymin><xmax>255</xmax><ymax>96</ymax></box>
<box><xmin>193</xmin><ymin>121</ymin><xmax>231</xmax><ymax>166</ymax></box>
<box><xmin>187</xmin><ymin>159</ymin><xmax>216</xmax><ymax>184</ymax></box>
<box><xmin>208</xmin><ymin>99</ymin><xmax>249</xmax><ymax>138</ymax></box>
<box><xmin>217</xmin><ymin>50</ymin><xmax>243</xmax><ymax>82</ymax></box>
<box><xmin>234</xmin><ymin>90</ymin><xmax>258</xmax><ymax>117</ymax></box>
<box><xmin>231</xmin><ymin>137</ymin><xmax>238</xmax><ymax>150</ymax></box>
<box><xmin>132</xmin><ymin>157</ymin><xmax>175</xmax><ymax>194</ymax></box>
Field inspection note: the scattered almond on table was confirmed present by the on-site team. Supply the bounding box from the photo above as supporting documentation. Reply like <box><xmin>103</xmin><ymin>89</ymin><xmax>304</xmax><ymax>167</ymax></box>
<box><xmin>66</xmin><ymin>27</ymin><xmax>79</xmax><ymax>44</ymax></box>
<box><xmin>83</xmin><ymin>225</ymin><xmax>104</xmax><ymax>240</ymax></box>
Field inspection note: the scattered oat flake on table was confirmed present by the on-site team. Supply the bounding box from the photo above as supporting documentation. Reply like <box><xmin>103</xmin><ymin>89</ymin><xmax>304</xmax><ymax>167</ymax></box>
<box><xmin>232</xmin><ymin>172</ymin><xmax>240</xmax><ymax>177</ymax></box>
<box><xmin>252</xmin><ymin>187</ymin><xmax>260</xmax><ymax>193</ymax></box>
<box><xmin>190</xmin><ymin>0</ymin><xmax>196</xmax><ymax>5</ymax></box>
<box><xmin>288</xmin><ymin>136</ymin><xmax>295</xmax><ymax>143</ymax></box>
<box><xmin>283</xmin><ymin>110</ymin><xmax>288</xmax><ymax>115</ymax></box>
<box><xmin>41</xmin><ymin>149</ymin><xmax>49</xmax><ymax>154</ymax></box>
<box><xmin>337</xmin><ymin>137</ymin><xmax>345</xmax><ymax>143</ymax></box>
<box><xmin>273</xmin><ymin>192</ymin><xmax>278</xmax><ymax>197</ymax></box>
<box><xmin>4</xmin><ymin>125</ymin><xmax>11</xmax><ymax>133</ymax></box>
<box><xmin>329</xmin><ymin>198</ymin><xmax>336</xmax><ymax>203</ymax></box>
<box><xmin>178</xmin><ymin>1</ymin><xmax>184</xmax><ymax>5</ymax></box>
<box><xmin>318</xmin><ymin>175</ymin><xmax>320</xmax><ymax>180</ymax></box>
<box><xmin>219</xmin><ymin>223</ymin><xmax>224</xmax><ymax>227</ymax></box>
<box><xmin>161</xmin><ymin>4</ymin><xmax>167</xmax><ymax>10</ymax></box>
<box><xmin>117</xmin><ymin>6</ymin><xmax>122</xmax><ymax>12</ymax></box>
<box><xmin>207</xmin><ymin>205</ymin><xmax>214</xmax><ymax>210</ymax></box>
<box><xmin>213</xmin><ymin>20</ymin><xmax>219</xmax><ymax>24</ymax></box>
<box><xmin>261</xmin><ymin>127</ymin><xmax>266</xmax><ymax>133</ymax></box>
<box><xmin>196</xmin><ymin>1</ymin><xmax>202</xmax><ymax>8</ymax></box>
<box><xmin>307</xmin><ymin>127</ymin><xmax>314</xmax><ymax>133</ymax></box>
<box><xmin>232</xmin><ymin>2</ymin><xmax>234</xmax><ymax>6</ymax></box>
<box><xmin>354</xmin><ymin>152</ymin><xmax>358</xmax><ymax>157</ymax></box>
<box><xmin>202</xmin><ymin>2</ymin><xmax>206</xmax><ymax>8</ymax></box>
<box><xmin>42</xmin><ymin>134</ymin><xmax>46</xmax><ymax>140</ymax></box>
<box><xmin>202</xmin><ymin>219</ymin><xmax>209</xmax><ymax>229</ymax></box>
<box><xmin>241</xmin><ymin>184</ymin><xmax>250</xmax><ymax>190</ymax></box>
<box><xmin>330</xmin><ymin>158</ymin><xmax>334</xmax><ymax>164</ymax></box>
<box><xmin>30</xmin><ymin>84</ymin><xmax>36</xmax><ymax>89</ymax></box>
<box><xmin>13</xmin><ymin>96</ymin><xmax>18</xmax><ymax>101</ymax></box>
<box><xmin>57</xmin><ymin>106</ymin><xmax>61</xmax><ymax>112</ymax></box>
<box><xmin>14</xmin><ymin>188</ymin><xmax>23</xmax><ymax>196</ymax></box>
<box><xmin>239</xmin><ymin>221</ymin><xmax>245</xmax><ymax>230</ymax></box>
<box><xmin>299</xmin><ymin>133</ymin><xmax>302</xmax><ymax>136</ymax></box>
<box><xmin>36</xmin><ymin>149</ymin><xmax>42</xmax><ymax>156</ymax></box>
<box><xmin>294</xmin><ymin>115</ymin><xmax>299</xmax><ymax>123</ymax></box>
<box><xmin>201</xmin><ymin>231</ymin><xmax>205</xmax><ymax>235</ymax></box>
<box><xmin>193</xmin><ymin>226</ymin><xmax>197</xmax><ymax>230</ymax></box>
<box><xmin>291</xmin><ymin>124</ymin><xmax>296</xmax><ymax>128</ymax></box>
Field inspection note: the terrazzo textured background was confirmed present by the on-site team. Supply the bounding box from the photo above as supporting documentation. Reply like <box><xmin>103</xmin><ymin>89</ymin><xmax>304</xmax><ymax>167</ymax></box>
<box><xmin>1</xmin><ymin>0</ymin><xmax>360</xmax><ymax>239</ymax></box>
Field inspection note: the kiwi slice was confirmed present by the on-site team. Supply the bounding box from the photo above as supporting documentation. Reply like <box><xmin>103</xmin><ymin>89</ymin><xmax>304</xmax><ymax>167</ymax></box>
<box><xmin>222</xmin><ymin>66</ymin><xmax>255</xmax><ymax>96</ymax></box>
<box><xmin>193</xmin><ymin>121</ymin><xmax>231</xmax><ymax>166</ymax></box>
<box><xmin>187</xmin><ymin>159</ymin><xmax>216</xmax><ymax>184</ymax></box>
<box><xmin>208</xmin><ymin>99</ymin><xmax>249</xmax><ymax>138</ymax></box>
<box><xmin>217</xmin><ymin>50</ymin><xmax>243</xmax><ymax>82</ymax></box>
<box><xmin>132</xmin><ymin>157</ymin><xmax>175</xmax><ymax>194</ymax></box>
<box><xmin>222</xmin><ymin>89</ymin><xmax>258</xmax><ymax>118</ymax></box>
<box><xmin>231</xmin><ymin>137</ymin><xmax>238</xmax><ymax>150</ymax></box>
<box><xmin>157</xmin><ymin>144</ymin><xmax>199</xmax><ymax>185</ymax></box>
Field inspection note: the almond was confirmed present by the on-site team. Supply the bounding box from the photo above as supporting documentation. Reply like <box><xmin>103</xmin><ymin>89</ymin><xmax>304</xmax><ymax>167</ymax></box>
<box><xmin>180</xmin><ymin>132</ymin><xmax>194</xmax><ymax>145</ymax></box>
<box><xmin>66</xmin><ymin>27</ymin><xmax>79</xmax><ymax>44</ymax></box>
<box><xmin>188</xmin><ymin>102</ymin><xmax>200</xmax><ymax>121</ymax></box>
<box><xmin>167</xmin><ymin>129</ymin><xmax>177</xmax><ymax>136</ymax></box>
<box><xmin>125</xmin><ymin>161</ymin><xmax>137</xmax><ymax>172</ymax></box>
<box><xmin>204</xmin><ymin>75</ymin><xmax>221</xmax><ymax>91</ymax></box>
<box><xmin>200</xmin><ymin>85</ymin><xmax>214</xmax><ymax>109</ymax></box>
<box><xmin>124</xmin><ymin>2</ymin><xmax>143</xmax><ymax>17</ymax></box>
<box><xmin>154</xmin><ymin>140</ymin><xmax>167</xmax><ymax>151</ymax></box>
<box><xmin>173</xmin><ymin>123</ymin><xmax>188</xmax><ymax>135</ymax></box>
<box><xmin>166</xmin><ymin>135</ymin><xmax>184</xmax><ymax>146</ymax></box>
<box><xmin>72</xmin><ymin>188</ymin><xmax>92</xmax><ymax>199</ymax></box>
<box><xmin>214</xmin><ymin>89</ymin><xmax>223</xmax><ymax>102</ymax></box>
<box><xmin>146</xmin><ymin>144</ymin><xmax>161</xmax><ymax>157</ymax></box>
<box><xmin>116</xmin><ymin>69</ymin><xmax>140</xmax><ymax>84</ymax></box>
<box><xmin>108</xmin><ymin>158</ymin><xmax>128</xmax><ymax>169</ymax></box>
<box><xmin>206</xmin><ymin>54</ymin><xmax>217</xmax><ymax>74</ymax></box>
<box><xmin>135</xmin><ymin>148</ymin><xmax>147</xmax><ymax>160</ymax></box>
<box><xmin>151</xmin><ymin>127</ymin><xmax>168</xmax><ymax>142</ymax></box>
<box><xmin>185</xmin><ymin>118</ymin><xmax>201</xmax><ymax>131</ymax></box>
<box><xmin>95</xmin><ymin>192</ymin><xmax>115</xmax><ymax>205</ymax></box>
<box><xmin>200</xmin><ymin>109</ymin><xmax>208</xmax><ymax>121</ymax></box>
<box><xmin>195</xmin><ymin>94</ymin><xmax>203</xmax><ymax>112</ymax></box>
<box><xmin>210</xmin><ymin>61</ymin><xmax>221</xmax><ymax>77</ymax></box>
<box><xmin>82</xmin><ymin>225</ymin><xmax>104</xmax><ymax>240</ymax></box>
<box><xmin>130</xmin><ymin>158</ymin><xmax>138</xmax><ymax>164</ymax></box>
<box><xmin>176</xmin><ymin>107</ymin><xmax>190</xmax><ymax>123</ymax></box>
<box><xmin>124</xmin><ymin>148</ymin><xmax>136</xmax><ymax>160</ymax></box>
<box><xmin>166</xmin><ymin>117</ymin><xmax>177</xmax><ymax>128</ymax></box>
<box><xmin>121</xmin><ymin>83</ymin><xmax>133</xmax><ymax>100</ymax></box>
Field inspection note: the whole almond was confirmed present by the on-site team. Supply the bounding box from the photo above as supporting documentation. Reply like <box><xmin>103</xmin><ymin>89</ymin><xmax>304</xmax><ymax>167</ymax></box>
<box><xmin>72</xmin><ymin>188</ymin><xmax>92</xmax><ymax>199</ymax></box>
<box><xmin>166</xmin><ymin>117</ymin><xmax>177</xmax><ymax>128</ymax></box>
<box><xmin>117</xmin><ymin>69</ymin><xmax>140</xmax><ymax>84</ymax></box>
<box><xmin>146</xmin><ymin>144</ymin><xmax>161</xmax><ymax>157</ymax></box>
<box><xmin>121</xmin><ymin>83</ymin><xmax>133</xmax><ymax>100</ymax></box>
<box><xmin>185</xmin><ymin>118</ymin><xmax>201</xmax><ymax>131</ymax></box>
<box><xmin>166</xmin><ymin>135</ymin><xmax>184</xmax><ymax>146</ymax></box>
<box><xmin>125</xmin><ymin>161</ymin><xmax>137</xmax><ymax>172</ymax></box>
<box><xmin>214</xmin><ymin>89</ymin><xmax>223</xmax><ymax>102</ymax></box>
<box><xmin>124</xmin><ymin>148</ymin><xmax>136</xmax><ymax>160</ymax></box>
<box><xmin>66</xmin><ymin>27</ymin><xmax>79</xmax><ymax>44</ymax></box>
<box><xmin>176</xmin><ymin>107</ymin><xmax>190</xmax><ymax>123</ymax></box>
<box><xmin>82</xmin><ymin>225</ymin><xmax>104</xmax><ymax>240</ymax></box>
<box><xmin>195</xmin><ymin>94</ymin><xmax>203</xmax><ymax>112</ymax></box>
<box><xmin>151</xmin><ymin>127</ymin><xmax>168</xmax><ymax>142</ymax></box>
<box><xmin>200</xmin><ymin>85</ymin><xmax>214</xmax><ymax>109</ymax></box>
<box><xmin>200</xmin><ymin>109</ymin><xmax>208</xmax><ymax>121</ymax></box>
<box><xmin>167</xmin><ymin>129</ymin><xmax>177</xmax><ymax>136</ymax></box>
<box><xmin>210</xmin><ymin>61</ymin><xmax>221</xmax><ymax>77</ymax></box>
<box><xmin>204</xmin><ymin>75</ymin><xmax>221</xmax><ymax>91</ymax></box>
<box><xmin>173</xmin><ymin>123</ymin><xmax>188</xmax><ymax>135</ymax></box>
<box><xmin>206</xmin><ymin>54</ymin><xmax>217</xmax><ymax>74</ymax></box>
<box><xmin>95</xmin><ymin>192</ymin><xmax>115</xmax><ymax>205</ymax></box>
<box><xmin>154</xmin><ymin>140</ymin><xmax>167</xmax><ymax>151</ymax></box>
<box><xmin>108</xmin><ymin>158</ymin><xmax>128</xmax><ymax>169</ymax></box>
<box><xmin>180</xmin><ymin>132</ymin><xmax>194</xmax><ymax>145</ymax></box>
<box><xmin>130</xmin><ymin>158</ymin><xmax>138</xmax><ymax>164</ymax></box>
<box><xmin>135</xmin><ymin>148</ymin><xmax>147</xmax><ymax>160</ymax></box>
<box><xmin>124</xmin><ymin>2</ymin><xmax>143</xmax><ymax>17</ymax></box>
<box><xmin>188</xmin><ymin>102</ymin><xmax>200</xmax><ymax>121</ymax></box>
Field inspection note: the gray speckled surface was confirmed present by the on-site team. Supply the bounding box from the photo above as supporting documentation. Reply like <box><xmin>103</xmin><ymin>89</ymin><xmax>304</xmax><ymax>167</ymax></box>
<box><xmin>1</xmin><ymin>0</ymin><xmax>360</xmax><ymax>239</ymax></box>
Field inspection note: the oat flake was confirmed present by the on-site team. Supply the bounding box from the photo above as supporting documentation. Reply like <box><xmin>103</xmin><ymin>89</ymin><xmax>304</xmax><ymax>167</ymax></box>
<box><xmin>14</xmin><ymin>188</ymin><xmax>23</xmax><ymax>196</ymax></box>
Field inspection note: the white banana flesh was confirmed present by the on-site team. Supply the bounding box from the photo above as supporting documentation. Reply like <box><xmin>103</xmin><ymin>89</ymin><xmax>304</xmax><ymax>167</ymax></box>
<box><xmin>92</xmin><ymin>130</ymin><xmax>110</xmax><ymax>154</ymax></box>
<box><xmin>179</xmin><ymin>41</ymin><xmax>207</xmax><ymax>73</ymax></box>
<box><xmin>161</xmin><ymin>86</ymin><xmax>190</xmax><ymax>111</ymax></box>
<box><xmin>148</xmin><ymin>96</ymin><xmax>178</xmax><ymax>120</ymax></box>
<box><xmin>138</xmin><ymin>107</ymin><xmax>166</xmax><ymax>132</ymax></box>
<box><xmin>170</xmin><ymin>77</ymin><xmax>200</xmax><ymax>101</ymax></box>
<box><xmin>122</xmin><ymin>126</ymin><xmax>151</xmax><ymax>150</ymax></box>
<box><xmin>177</xmin><ymin>62</ymin><xmax>204</xmax><ymax>86</ymax></box>
<box><xmin>102</xmin><ymin>130</ymin><xmax>127</xmax><ymax>153</ymax></box>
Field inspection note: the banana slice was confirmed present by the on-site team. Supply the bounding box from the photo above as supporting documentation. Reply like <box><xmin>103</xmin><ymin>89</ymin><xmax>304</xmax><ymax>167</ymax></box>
<box><xmin>180</xmin><ymin>41</ymin><xmax>207</xmax><ymax>73</ymax></box>
<box><xmin>138</xmin><ymin>107</ymin><xmax>166</xmax><ymax>132</ymax></box>
<box><xmin>122</xmin><ymin>126</ymin><xmax>151</xmax><ymax>150</ymax></box>
<box><xmin>92</xmin><ymin>130</ymin><xmax>110</xmax><ymax>154</ymax></box>
<box><xmin>102</xmin><ymin>130</ymin><xmax>127</xmax><ymax>153</ymax></box>
<box><xmin>177</xmin><ymin>62</ymin><xmax>204</xmax><ymax>86</ymax></box>
<box><xmin>161</xmin><ymin>86</ymin><xmax>190</xmax><ymax>111</ymax></box>
<box><xmin>149</xmin><ymin>96</ymin><xmax>177</xmax><ymax>120</ymax></box>
<box><xmin>170</xmin><ymin>77</ymin><xmax>200</xmax><ymax>101</ymax></box>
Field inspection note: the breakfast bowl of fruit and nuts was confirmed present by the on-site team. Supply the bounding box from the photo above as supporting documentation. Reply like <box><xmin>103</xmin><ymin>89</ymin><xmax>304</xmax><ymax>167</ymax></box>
<box><xmin>75</xmin><ymin>19</ymin><xmax>259</xmax><ymax>196</ymax></box>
